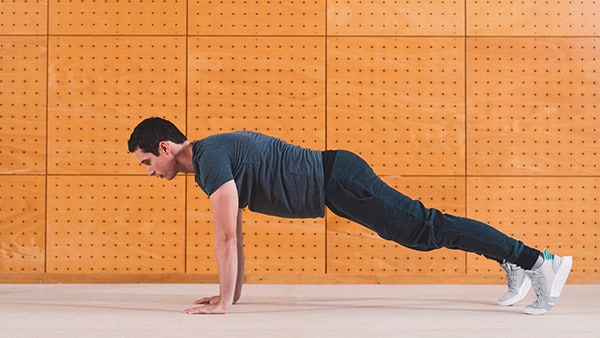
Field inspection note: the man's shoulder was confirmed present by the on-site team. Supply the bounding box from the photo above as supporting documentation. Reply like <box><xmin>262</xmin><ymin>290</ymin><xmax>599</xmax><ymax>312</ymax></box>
<box><xmin>198</xmin><ymin>130</ymin><xmax>266</xmax><ymax>142</ymax></box>
<box><xmin>193</xmin><ymin>131</ymin><xmax>268</xmax><ymax>158</ymax></box>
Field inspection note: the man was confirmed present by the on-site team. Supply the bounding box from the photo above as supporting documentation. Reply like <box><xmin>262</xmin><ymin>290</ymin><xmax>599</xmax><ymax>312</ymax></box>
<box><xmin>128</xmin><ymin>117</ymin><xmax>572</xmax><ymax>315</ymax></box>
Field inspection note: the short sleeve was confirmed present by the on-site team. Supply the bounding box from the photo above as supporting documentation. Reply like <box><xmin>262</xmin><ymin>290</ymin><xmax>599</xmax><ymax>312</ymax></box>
<box><xmin>194</xmin><ymin>145</ymin><xmax>234</xmax><ymax>196</ymax></box>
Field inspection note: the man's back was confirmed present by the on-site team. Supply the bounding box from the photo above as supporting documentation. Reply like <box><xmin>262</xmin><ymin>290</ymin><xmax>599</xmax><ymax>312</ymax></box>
<box><xmin>192</xmin><ymin>131</ymin><xmax>325</xmax><ymax>218</ymax></box>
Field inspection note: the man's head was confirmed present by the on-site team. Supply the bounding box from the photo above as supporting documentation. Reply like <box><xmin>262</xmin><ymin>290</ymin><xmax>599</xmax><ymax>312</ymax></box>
<box><xmin>128</xmin><ymin>117</ymin><xmax>188</xmax><ymax>180</ymax></box>
<box><xmin>128</xmin><ymin>117</ymin><xmax>187</xmax><ymax>155</ymax></box>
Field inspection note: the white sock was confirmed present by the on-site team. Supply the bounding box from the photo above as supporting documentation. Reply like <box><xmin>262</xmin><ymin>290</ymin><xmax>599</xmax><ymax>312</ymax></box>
<box><xmin>531</xmin><ymin>254</ymin><xmax>544</xmax><ymax>270</ymax></box>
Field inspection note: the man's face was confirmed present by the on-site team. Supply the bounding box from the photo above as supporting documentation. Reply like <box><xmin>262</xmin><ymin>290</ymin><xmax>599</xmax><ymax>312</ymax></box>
<box><xmin>133</xmin><ymin>145</ymin><xmax>177</xmax><ymax>180</ymax></box>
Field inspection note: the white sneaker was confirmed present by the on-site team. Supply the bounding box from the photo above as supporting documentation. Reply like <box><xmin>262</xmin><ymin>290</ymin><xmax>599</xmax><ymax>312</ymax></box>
<box><xmin>524</xmin><ymin>249</ymin><xmax>572</xmax><ymax>315</ymax></box>
<box><xmin>498</xmin><ymin>261</ymin><xmax>531</xmax><ymax>306</ymax></box>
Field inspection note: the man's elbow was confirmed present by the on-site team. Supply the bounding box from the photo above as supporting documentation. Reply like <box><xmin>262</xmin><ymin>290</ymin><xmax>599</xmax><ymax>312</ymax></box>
<box><xmin>215</xmin><ymin>233</ymin><xmax>238</xmax><ymax>250</ymax></box>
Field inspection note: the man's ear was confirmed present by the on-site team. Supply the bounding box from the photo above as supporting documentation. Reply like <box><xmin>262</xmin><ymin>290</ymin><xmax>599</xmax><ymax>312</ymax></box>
<box><xmin>158</xmin><ymin>141</ymin><xmax>171</xmax><ymax>155</ymax></box>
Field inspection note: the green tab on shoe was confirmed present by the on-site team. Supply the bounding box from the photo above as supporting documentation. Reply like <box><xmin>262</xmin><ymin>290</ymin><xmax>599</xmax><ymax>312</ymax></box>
<box><xmin>543</xmin><ymin>249</ymin><xmax>555</xmax><ymax>260</ymax></box>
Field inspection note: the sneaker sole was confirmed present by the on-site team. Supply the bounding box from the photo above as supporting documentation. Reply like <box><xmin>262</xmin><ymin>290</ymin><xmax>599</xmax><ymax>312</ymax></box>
<box><xmin>525</xmin><ymin>304</ymin><xmax>550</xmax><ymax>315</ymax></box>
<box><xmin>549</xmin><ymin>256</ymin><xmax>572</xmax><ymax>298</ymax></box>
<box><xmin>498</xmin><ymin>277</ymin><xmax>532</xmax><ymax>306</ymax></box>
<box><xmin>524</xmin><ymin>256</ymin><xmax>572</xmax><ymax>315</ymax></box>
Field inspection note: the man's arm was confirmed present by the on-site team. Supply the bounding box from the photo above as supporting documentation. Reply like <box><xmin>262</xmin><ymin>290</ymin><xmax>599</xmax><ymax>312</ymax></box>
<box><xmin>233</xmin><ymin>208</ymin><xmax>244</xmax><ymax>303</ymax></box>
<box><xmin>184</xmin><ymin>180</ymin><xmax>239</xmax><ymax>314</ymax></box>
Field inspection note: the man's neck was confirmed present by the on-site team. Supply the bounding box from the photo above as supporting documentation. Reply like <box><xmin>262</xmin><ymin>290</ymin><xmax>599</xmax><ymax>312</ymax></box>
<box><xmin>174</xmin><ymin>141</ymin><xmax>195</xmax><ymax>174</ymax></box>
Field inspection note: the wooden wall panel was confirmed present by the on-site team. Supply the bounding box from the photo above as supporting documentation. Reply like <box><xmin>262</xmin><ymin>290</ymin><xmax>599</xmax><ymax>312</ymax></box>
<box><xmin>47</xmin><ymin>36</ymin><xmax>186</xmax><ymax>175</ymax></box>
<box><xmin>0</xmin><ymin>176</ymin><xmax>45</xmax><ymax>273</ymax></box>
<box><xmin>467</xmin><ymin>177</ymin><xmax>600</xmax><ymax>280</ymax></box>
<box><xmin>188</xmin><ymin>37</ymin><xmax>326</xmax><ymax>147</ymax></box>
<box><xmin>468</xmin><ymin>1</ymin><xmax>600</xmax><ymax>36</ymax></box>
<box><xmin>186</xmin><ymin>37</ymin><xmax>327</xmax><ymax>280</ymax></box>
<box><xmin>467</xmin><ymin>38</ymin><xmax>600</xmax><ymax>176</ymax></box>
<box><xmin>47</xmin><ymin>176</ymin><xmax>185</xmax><ymax>273</ymax></box>
<box><xmin>50</xmin><ymin>0</ymin><xmax>186</xmax><ymax>35</ymax></box>
<box><xmin>328</xmin><ymin>0</ymin><xmax>464</xmax><ymax>35</ymax></box>
<box><xmin>0</xmin><ymin>1</ymin><xmax>46</xmax><ymax>34</ymax></box>
<box><xmin>189</xmin><ymin>0</ymin><xmax>325</xmax><ymax>35</ymax></box>
<box><xmin>240</xmin><ymin>215</ymin><xmax>325</xmax><ymax>277</ymax></box>
<box><xmin>327</xmin><ymin>37</ymin><xmax>465</xmax><ymax>175</ymax></box>
<box><xmin>0</xmin><ymin>37</ymin><xmax>46</xmax><ymax>174</ymax></box>
<box><xmin>0</xmin><ymin>2</ymin><xmax>598</xmax><ymax>283</ymax></box>
<box><xmin>187</xmin><ymin>168</ymin><xmax>326</xmax><ymax>279</ymax></box>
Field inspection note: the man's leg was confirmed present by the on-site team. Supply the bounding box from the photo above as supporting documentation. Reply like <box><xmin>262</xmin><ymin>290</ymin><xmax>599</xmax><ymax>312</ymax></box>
<box><xmin>324</xmin><ymin>150</ymin><xmax>571</xmax><ymax>314</ymax></box>
<box><xmin>324</xmin><ymin>150</ymin><xmax>538</xmax><ymax>265</ymax></box>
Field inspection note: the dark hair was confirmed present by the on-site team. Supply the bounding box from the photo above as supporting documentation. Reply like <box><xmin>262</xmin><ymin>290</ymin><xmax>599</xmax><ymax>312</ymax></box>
<box><xmin>128</xmin><ymin>117</ymin><xmax>187</xmax><ymax>155</ymax></box>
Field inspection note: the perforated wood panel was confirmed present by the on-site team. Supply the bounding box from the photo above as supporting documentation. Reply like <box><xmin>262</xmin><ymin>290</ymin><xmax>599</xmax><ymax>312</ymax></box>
<box><xmin>47</xmin><ymin>176</ymin><xmax>185</xmax><ymax>273</ymax></box>
<box><xmin>1</xmin><ymin>2</ymin><xmax>599</xmax><ymax>284</ymax></box>
<box><xmin>47</xmin><ymin>37</ymin><xmax>186</xmax><ymax>175</ymax></box>
<box><xmin>187</xmin><ymin>177</ymin><xmax>326</xmax><ymax>277</ymax></box>
<box><xmin>467</xmin><ymin>38</ymin><xmax>600</xmax><ymax>175</ymax></box>
<box><xmin>0</xmin><ymin>176</ymin><xmax>45</xmax><ymax>272</ymax></box>
<box><xmin>327</xmin><ymin>37</ymin><xmax>464</xmax><ymax>175</ymax></box>
<box><xmin>189</xmin><ymin>0</ymin><xmax>324</xmax><ymax>35</ymax></box>
<box><xmin>328</xmin><ymin>0</ymin><xmax>463</xmax><ymax>35</ymax></box>
<box><xmin>50</xmin><ymin>0</ymin><xmax>186</xmax><ymax>35</ymax></box>
<box><xmin>0</xmin><ymin>37</ymin><xmax>46</xmax><ymax>174</ymax></box>
<box><xmin>468</xmin><ymin>1</ymin><xmax>599</xmax><ymax>36</ymax></box>
<box><xmin>187</xmin><ymin>37</ymin><xmax>326</xmax><ymax>279</ymax></box>
<box><xmin>188</xmin><ymin>37</ymin><xmax>326</xmax><ymax>146</ymax></box>
<box><xmin>467</xmin><ymin>177</ymin><xmax>599</xmax><ymax>279</ymax></box>
<box><xmin>186</xmin><ymin>187</ymin><xmax>219</xmax><ymax>274</ymax></box>
<box><xmin>0</xmin><ymin>0</ymin><xmax>46</xmax><ymax>34</ymax></box>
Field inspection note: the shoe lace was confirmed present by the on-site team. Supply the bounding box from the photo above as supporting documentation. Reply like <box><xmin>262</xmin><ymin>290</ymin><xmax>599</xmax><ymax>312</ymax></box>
<box><xmin>529</xmin><ymin>269</ymin><xmax>544</xmax><ymax>298</ymax></box>
<box><xmin>529</xmin><ymin>249</ymin><xmax>553</xmax><ymax>298</ymax></box>
<box><xmin>504</xmin><ymin>264</ymin><xmax>520</xmax><ymax>290</ymax></box>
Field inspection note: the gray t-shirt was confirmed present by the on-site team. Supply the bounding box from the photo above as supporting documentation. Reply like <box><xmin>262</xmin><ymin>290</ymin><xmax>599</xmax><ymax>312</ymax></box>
<box><xmin>192</xmin><ymin>131</ymin><xmax>325</xmax><ymax>218</ymax></box>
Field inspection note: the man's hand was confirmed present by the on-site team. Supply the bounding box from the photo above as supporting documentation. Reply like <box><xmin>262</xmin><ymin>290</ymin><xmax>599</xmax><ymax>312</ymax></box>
<box><xmin>183</xmin><ymin>301</ymin><xmax>227</xmax><ymax>315</ymax></box>
<box><xmin>193</xmin><ymin>295</ymin><xmax>221</xmax><ymax>305</ymax></box>
<box><xmin>183</xmin><ymin>293</ymin><xmax>241</xmax><ymax>314</ymax></box>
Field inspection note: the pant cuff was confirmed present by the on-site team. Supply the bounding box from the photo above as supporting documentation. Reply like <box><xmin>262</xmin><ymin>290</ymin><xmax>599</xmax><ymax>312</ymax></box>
<box><xmin>515</xmin><ymin>245</ymin><xmax>541</xmax><ymax>270</ymax></box>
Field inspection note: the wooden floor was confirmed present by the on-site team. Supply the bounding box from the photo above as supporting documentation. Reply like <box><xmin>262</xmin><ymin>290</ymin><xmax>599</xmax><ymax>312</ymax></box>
<box><xmin>1</xmin><ymin>283</ymin><xmax>598</xmax><ymax>338</ymax></box>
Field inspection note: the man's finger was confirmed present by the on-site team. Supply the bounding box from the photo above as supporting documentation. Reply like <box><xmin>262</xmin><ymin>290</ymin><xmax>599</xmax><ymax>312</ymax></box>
<box><xmin>184</xmin><ymin>306</ymin><xmax>203</xmax><ymax>314</ymax></box>
<box><xmin>183</xmin><ymin>305</ymin><xmax>226</xmax><ymax>315</ymax></box>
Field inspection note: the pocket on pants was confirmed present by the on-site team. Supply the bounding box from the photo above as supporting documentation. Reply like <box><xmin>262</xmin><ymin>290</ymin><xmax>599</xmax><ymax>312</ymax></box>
<box><xmin>337</xmin><ymin>179</ymin><xmax>374</xmax><ymax>200</ymax></box>
<box><xmin>328</xmin><ymin>179</ymin><xmax>391</xmax><ymax>240</ymax></box>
